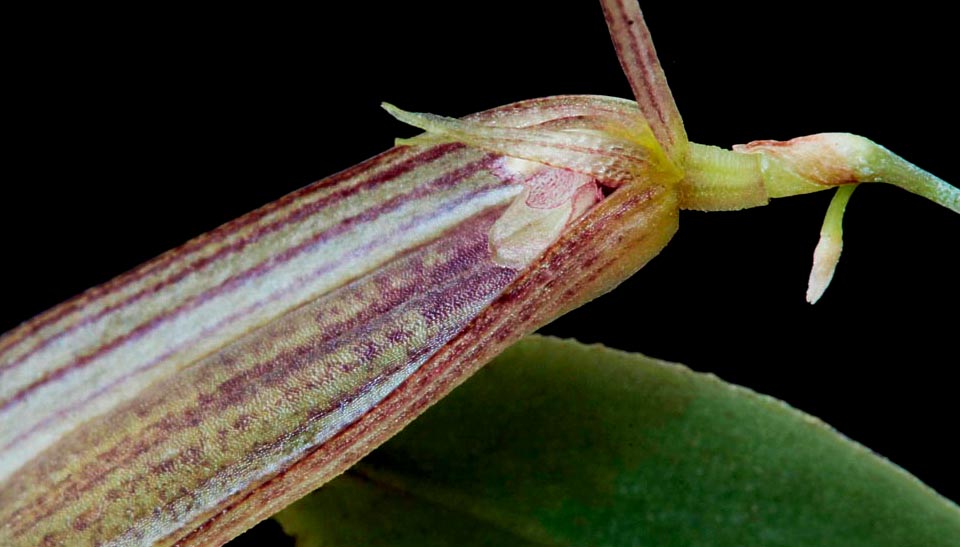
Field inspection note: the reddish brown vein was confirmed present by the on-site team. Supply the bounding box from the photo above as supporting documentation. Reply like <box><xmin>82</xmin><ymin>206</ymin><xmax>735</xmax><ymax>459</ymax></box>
<box><xmin>0</xmin><ymin>91</ymin><xmax>681</xmax><ymax>547</ymax></box>
<box><xmin>601</xmin><ymin>0</ymin><xmax>686</xmax><ymax>160</ymax></box>
<box><xmin>0</xmin><ymin>152</ymin><xmax>498</xmax><ymax>413</ymax></box>
<box><xmin>0</xmin><ymin>146</ymin><xmax>408</xmax><ymax>358</ymax></box>
<box><xmin>4</xmin><ymin>205</ymin><xmax>521</xmax><ymax>546</ymax></box>
<box><xmin>0</xmin><ymin>145</ymin><xmax>454</xmax><ymax>374</ymax></box>
<box><xmin>0</xmin><ymin>179</ymin><xmax>506</xmax><ymax>453</ymax></box>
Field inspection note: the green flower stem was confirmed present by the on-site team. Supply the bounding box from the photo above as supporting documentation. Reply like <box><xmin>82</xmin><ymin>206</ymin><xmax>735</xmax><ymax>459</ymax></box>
<box><xmin>682</xmin><ymin>134</ymin><xmax>959</xmax><ymax>213</ymax></box>
<box><xmin>678</xmin><ymin>143</ymin><xmax>822</xmax><ymax>211</ymax></box>
<box><xmin>869</xmin><ymin>143</ymin><xmax>960</xmax><ymax>213</ymax></box>
<box><xmin>683</xmin><ymin>133</ymin><xmax>957</xmax><ymax>302</ymax></box>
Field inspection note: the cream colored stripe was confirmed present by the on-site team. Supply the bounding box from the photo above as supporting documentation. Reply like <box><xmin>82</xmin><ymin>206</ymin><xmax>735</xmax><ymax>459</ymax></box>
<box><xmin>0</xmin><ymin>147</ymin><xmax>520</xmax><ymax>483</ymax></box>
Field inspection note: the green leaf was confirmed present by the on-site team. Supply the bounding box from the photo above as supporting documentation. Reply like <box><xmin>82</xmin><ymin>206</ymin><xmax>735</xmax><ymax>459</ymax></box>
<box><xmin>275</xmin><ymin>335</ymin><xmax>960</xmax><ymax>547</ymax></box>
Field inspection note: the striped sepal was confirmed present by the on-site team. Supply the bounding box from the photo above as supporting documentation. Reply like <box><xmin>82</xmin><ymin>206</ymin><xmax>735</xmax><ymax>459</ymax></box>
<box><xmin>0</xmin><ymin>95</ymin><xmax>680</xmax><ymax>547</ymax></box>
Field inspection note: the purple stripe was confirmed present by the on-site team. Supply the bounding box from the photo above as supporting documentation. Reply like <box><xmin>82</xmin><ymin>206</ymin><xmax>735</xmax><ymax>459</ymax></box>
<box><xmin>616</xmin><ymin>0</ymin><xmax>668</xmax><ymax>129</ymax></box>
<box><xmin>5</xmin><ymin>188</ymin><xmax>508</xmax><ymax>502</ymax></box>
<box><xmin>99</xmin><ymin>263</ymin><xmax>516</xmax><ymax>544</ymax></box>
<box><xmin>0</xmin><ymin>145</ymin><xmax>441</xmax><ymax>373</ymax></box>
<box><xmin>0</xmin><ymin>155</ymin><xmax>503</xmax><ymax>424</ymax></box>
<box><xmin>1</xmin><ymin>152</ymin><xmax>497</xmax><ymax>412</ymax></box>
<box><xmin>0</xmin><ymin>147</ymin><xmax>405</xmax><ymax>356</ymax></box>
<box><xmin>0</xmin><ymin>147</ymin><xmax>409</xmax><ymax>353</ymax></box>
<box><xmin>0</xmin><ymin>148</ymin><xmax>480</xmax><ymax>411</ymax></box>
<box><xmin>608</xmin><ymin>0</ymin><xmax>672</xmax><ymax>149</ymax></box>
<box><xmin>488</xmin><ymin>135</ymin><xmax>642</xmax><ymax>162</ymax></box>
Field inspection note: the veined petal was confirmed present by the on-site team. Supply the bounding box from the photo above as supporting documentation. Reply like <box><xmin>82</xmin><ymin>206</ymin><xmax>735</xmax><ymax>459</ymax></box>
<box><xmin>383</xmin><ymin>101</ymin><xmax>680</xmax><ymax>188</ymax></box>
<box><xmin>0</xmin><ymin>95</ymin><xmax>679</xmax><ymax>547</ymax></box>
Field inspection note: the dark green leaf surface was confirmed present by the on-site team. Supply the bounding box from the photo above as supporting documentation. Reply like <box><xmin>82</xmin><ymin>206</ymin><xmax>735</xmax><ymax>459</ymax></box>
<box><xmin>276</xmin><ymin>335</ymin><xmax>959</xmax><ymax>547</ymax></box>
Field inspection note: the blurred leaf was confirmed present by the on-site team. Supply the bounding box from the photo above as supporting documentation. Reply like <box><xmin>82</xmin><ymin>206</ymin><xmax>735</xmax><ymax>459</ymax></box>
<box><xmin>275</xmin><ymin>335</ymin><xmax>960</xmax><ymax>547</ymax></box>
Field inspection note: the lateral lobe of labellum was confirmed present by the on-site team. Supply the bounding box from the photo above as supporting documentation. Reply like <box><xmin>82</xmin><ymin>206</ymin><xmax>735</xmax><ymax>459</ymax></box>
<box><xmin>0</xmin><ymin>97</ymin><xmax>677</xmax><ymax>547</ymax></box>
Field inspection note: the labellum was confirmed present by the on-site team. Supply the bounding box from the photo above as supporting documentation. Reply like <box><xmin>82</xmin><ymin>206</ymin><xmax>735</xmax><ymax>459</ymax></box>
<box><xmin>1</xmin><ymin>2</ymin><xmax>956</xmax><ymax>547</ymax></box>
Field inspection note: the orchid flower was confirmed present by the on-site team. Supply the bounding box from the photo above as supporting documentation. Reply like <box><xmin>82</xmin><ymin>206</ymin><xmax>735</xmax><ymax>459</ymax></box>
<box><xmin>1</xmin><ymin>2</ymin><xmax>956</xmax><ymax>547</ymax></box>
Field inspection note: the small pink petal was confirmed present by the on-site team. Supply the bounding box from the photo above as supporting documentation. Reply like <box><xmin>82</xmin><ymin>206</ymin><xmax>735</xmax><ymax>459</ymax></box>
<box><xmin>569</xmin><ymin>181</ymin><xmax>603</xmax><ymax>222</ymax></box>
<box><xmin>525</xmin><ymin>169</ymin><xmax>595</xmax><ymax>209</ymax></box>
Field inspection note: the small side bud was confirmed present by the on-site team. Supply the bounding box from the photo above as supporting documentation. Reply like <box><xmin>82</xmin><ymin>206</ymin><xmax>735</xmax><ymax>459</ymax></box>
<box><xmin>807</xmin><ymin>185</ymin><xmax>857</xmax><ymax>304</ymax></box>
<box><xmin>732</xmin><ymin>133</ymin><xmax>957</xmax><ymax>301</ymax></box>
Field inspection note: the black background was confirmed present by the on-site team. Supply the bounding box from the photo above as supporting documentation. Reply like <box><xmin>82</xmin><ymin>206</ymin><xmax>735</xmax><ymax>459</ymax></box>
<box><xmin>4</xmin><ymin>1</ymin><xmax>957</xmax><ymax>540</ymax></box>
